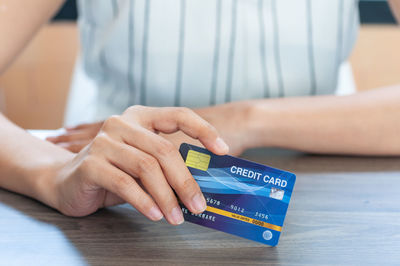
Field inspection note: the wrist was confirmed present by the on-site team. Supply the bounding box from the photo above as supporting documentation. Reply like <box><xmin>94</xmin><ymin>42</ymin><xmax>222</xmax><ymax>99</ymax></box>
<box><xmin>237</xmin><ymin>101</ymin><xmax>262</xmax><ymax>150</ymax></box>
<box><xmin>247</xmin><ymin>100</ymin><xmax>282</xmax><ymax>149</ymax></box>
<box><xmin>32</xmin><ymin>151</ymin><xmax>74</xmax><ymax>211</ymax></box>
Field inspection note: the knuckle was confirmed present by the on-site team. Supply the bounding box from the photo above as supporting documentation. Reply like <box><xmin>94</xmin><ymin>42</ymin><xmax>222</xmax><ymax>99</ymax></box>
<box><xmin>124</xmin><ymin>105</ymin><xmax>146</xmax><ymax>115</ymax></box>
<box><xmin>137</xmin><ymin>155</ymin><xmax>159</xmax><ymax>175</ymax></box>
<box><xmin>78</xmin><ymin>155</ymin><xmax>98</xmax><ymax>175</ymax></box>
<box><xmin>176</xmin><ymin>107</ymin><xmax>193</xmax><ymax>116</ymax></box>
<box><xmin>123</xmin><ymin>105</ymin><xmax>151</xmax><ymax>124</ymax></box>
<box><xmin>103</xmin><ymin>115</ymin><xmax>122</xmax><ymax>131</ymax></box>
<box><xmin>112</xmin><ymin>174</ymin><xmax>134</xmax><ymax>193</ymax></box>
<box><xmin>200</xmin><ymin>121</ymin><xmax>213</xmax><ymax>131</ymax></box>
<box><xmin>176</xmin><ymin>177</ymin><xmax>198</xmax><ymax>195</ymax></box>
<box><xmin>156</xmin><ymin>139</ymin><xmax>175</xmax><ymax>157</ymax></box>
<box><xmin>204</xmin><ymin>122</ymin><xmax>217</xmax><ymax>135</ymax></box>
<box><xmin>90</xmin><ymin>133</ymin><xmax>110</xmax><ymax>151</ymax></box>
<box><xmin>195</xmin><ymin>120</ymin><xmax>216</xmax><ymax>138</ymax></box>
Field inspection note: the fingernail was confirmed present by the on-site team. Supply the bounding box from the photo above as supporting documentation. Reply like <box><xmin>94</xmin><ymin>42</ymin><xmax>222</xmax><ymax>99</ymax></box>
<box><xmin>148</xmin><ymin>206</ymin><xmax>163</xmax><ymax>221</ymax></box>
<box><xmin>191</xmin><ymin>193</ymin><xmax>207</xmax><ymax>213</ymax></box>
<box><xmin>170</xmin><ymin>207</ymin><xmax>184</xmax><ymax>225</ymax></box>
<box><xmin>46</xmin><ymin>137</ymin><xmax>56</xmax><ymax>141</ymax></box>
<box><xmin>215</xmin><ymin>137</ymin><xmax>229</xmax><ymax>153</ymax></box>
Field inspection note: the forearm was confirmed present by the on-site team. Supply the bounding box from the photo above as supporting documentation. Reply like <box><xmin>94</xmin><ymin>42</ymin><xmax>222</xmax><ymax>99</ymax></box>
<box><xmin>389</xmin><ymin>0</ymin><xmax>400</xmax><ymax>23</ymax></box>
<box><xmin>0</xmin><ymin>0</ymin><xmax>64</xmax><ymax>73</ymax></box>
<box><xmin>0</xmin><ymin>114</ymin><xmax>73</xmax><ymax>207</ymax></box>
<box><xmin>249</xmin><ymin>85</ymin><xmax>400</xmax><ymax>156</ymax></box>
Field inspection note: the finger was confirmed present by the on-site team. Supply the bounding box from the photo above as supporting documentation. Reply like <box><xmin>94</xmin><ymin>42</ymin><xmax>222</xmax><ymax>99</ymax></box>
<box><xmin>89</xmin><ymin>155</ymin><xmax>164</xmax><ymax>222</ymax></box>
<box><xmin>56</xmin><ymin>140</ymin><xmax>91</xmax><ymax>153</ymax></box>
<box><xmin>66</xmin><ymin>121</ymin><xmax>104</xmax><ymax>132</ymax></box>
<box><xmin>127</xmin><ymin>106</ymin><xmax>229</xmax><ymax>155</ymax></box>
<box><xmin>164</xmin><ymin>107</ymin><xmax>229</xmax><ymax>155</ymax></box>
<box><xmin>92</xmin><ymin>135</ymin><xmax>185</xmax><ymax>225</ymax></box>
<box><xmin>107</xmin><ymin>123</ymin><xmax>206</xmax><ymax>214</ymax></box>
<box><xmin>65</xmin><ymin>123</ymin><xmax>93</xmax><ymax>131</ymax></box>
<box><xmin>47</xmin><ymin>130</ymin><xmax>95</xmax><ymax>144</ymax></box>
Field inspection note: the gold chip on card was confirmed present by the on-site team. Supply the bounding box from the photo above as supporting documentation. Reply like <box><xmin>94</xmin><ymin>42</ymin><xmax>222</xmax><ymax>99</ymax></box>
<box><xmin>185</xmin><ymin>150</ymin><xmax>211</xmax><ymax>171</ymax></box>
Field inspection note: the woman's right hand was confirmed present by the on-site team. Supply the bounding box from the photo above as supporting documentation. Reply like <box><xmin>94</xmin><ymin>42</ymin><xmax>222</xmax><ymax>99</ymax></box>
<box><xmin>43</xmin><ymin>106</ymin><xmax>229</xmax><ymax>225</ymax></box>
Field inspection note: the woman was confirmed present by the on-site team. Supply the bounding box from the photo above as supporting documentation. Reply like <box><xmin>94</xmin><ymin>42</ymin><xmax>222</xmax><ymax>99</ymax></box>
<box><xmin>0</xmin><ymin>0</ymin><xmax>399</xmax><ymax>225</ymax></box>
<box><xmin>52</xmin><ymin>0</ymin><xmax>400</xmax><ymax>156</ymax></box>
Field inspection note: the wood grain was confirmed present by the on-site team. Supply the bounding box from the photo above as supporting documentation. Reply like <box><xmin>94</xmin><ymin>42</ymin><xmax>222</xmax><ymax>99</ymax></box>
<box><xmin>1</xmin><ymin>149</ymin><xmax>400</xmax><ymax>265</ymax></box>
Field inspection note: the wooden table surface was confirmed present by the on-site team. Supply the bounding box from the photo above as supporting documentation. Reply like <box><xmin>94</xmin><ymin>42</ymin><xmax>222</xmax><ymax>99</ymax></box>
<box><xmin>1</xmin><ymin>149</ymin><xmax>400</xmax><ymax>265</ymax></box>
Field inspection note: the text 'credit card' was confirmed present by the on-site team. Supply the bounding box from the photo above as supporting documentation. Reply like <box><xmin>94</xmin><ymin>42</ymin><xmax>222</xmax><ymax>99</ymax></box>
<box><xmin>179</xmin><ymin>143</ymin><xmax>296</xmax><ymax>246</ymax></box>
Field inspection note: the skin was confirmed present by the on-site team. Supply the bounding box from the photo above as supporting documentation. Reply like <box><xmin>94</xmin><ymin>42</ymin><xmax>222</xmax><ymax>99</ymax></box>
<box><xmin>0</xmin><ymin>107</ymin><xmax>229</xmax><ymax>224</ymax></box>
<box><xmin>0</xmin><ymin>0</ymin><xmax>399</xmax><ymax>223</ymax></box>
<box><xmin>50</xmin><ymin>85</ymin><xmax>400</xmax><ymax>157</ymax></box>
<box><xmin>0</xmin><ymin>0</ymin><xmax>231</xmax><ymax>225</ymax></box>
<box><xmin>48</xmin><ymin>1</ymin><xmax>400</xmax><ymax>156</ymax></box>
<box><xmin>0</xmin><ymin>0</ymin><xmax>66</xmax><ymax>73</ymax></box>
<box><xmin>389</xmin><ymin>0</ymin><xmax>400</xmax><ymax>22</ymax></box>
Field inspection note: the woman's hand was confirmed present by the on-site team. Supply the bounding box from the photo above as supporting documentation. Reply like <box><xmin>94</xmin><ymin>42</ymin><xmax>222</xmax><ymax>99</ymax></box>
<box><xmin>51</xmin><ymin>102</ymin><xmax>255</xmax><ymax>156</ymax></box>
<box><xmin>47</xmin><ymin>121</ymin><xmax>104</xmax><ymax>153</ymax></box>
<box><xmin>44</xmin><ymin>106</ymin><xmax>229</xmax><ymax>225</ymax></box>
<box><xmin>161</xmin><ymin>102</ymin><xmax>255</xmax><ymax>156</ymax></box>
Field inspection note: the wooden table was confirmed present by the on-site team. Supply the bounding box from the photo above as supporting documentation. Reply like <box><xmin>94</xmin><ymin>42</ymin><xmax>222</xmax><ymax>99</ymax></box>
<box><xmin>1</xmin><ymin>149</ymin><xmax>400</xmax><ymax>265</ymax></box>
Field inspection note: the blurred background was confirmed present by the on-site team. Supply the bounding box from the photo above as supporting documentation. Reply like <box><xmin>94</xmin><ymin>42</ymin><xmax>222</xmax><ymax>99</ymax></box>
<box><xmin>0</xmin><ymin>0</ymin><xmax>399</xmax><ymax>129</ymax></box>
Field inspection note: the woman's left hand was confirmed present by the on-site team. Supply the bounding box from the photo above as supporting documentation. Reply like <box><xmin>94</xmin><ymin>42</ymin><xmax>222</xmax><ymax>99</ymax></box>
<box><xmin>47</xmin><ymin>121</ymin><xmax>104</xmax><ymax>153</ymax></box>
<box><xmin>48</xmin><ymin>102</ymin><xmax>255</xmax><ymax>156</ymax></box>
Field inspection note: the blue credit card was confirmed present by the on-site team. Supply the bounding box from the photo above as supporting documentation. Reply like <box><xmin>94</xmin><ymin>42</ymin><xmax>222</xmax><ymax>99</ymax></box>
<box><xmin>179</xmin><ymin>143</ymin><xmax>296</xmax><ymax>246</ymax></box>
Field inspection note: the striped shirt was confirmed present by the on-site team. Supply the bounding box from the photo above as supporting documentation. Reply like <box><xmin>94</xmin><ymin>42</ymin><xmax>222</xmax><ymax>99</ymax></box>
<box><xmin>65</xmin><ymin>0</ymin><xmax>359</xmax><ymax>125</ymax></box>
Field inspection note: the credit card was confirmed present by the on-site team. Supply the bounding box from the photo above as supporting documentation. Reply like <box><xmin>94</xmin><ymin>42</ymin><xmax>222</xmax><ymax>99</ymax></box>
<box><xmin>179</xmin><ymin>143</ymin><xmax>296</xmax><ymax>246</ymax></box>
